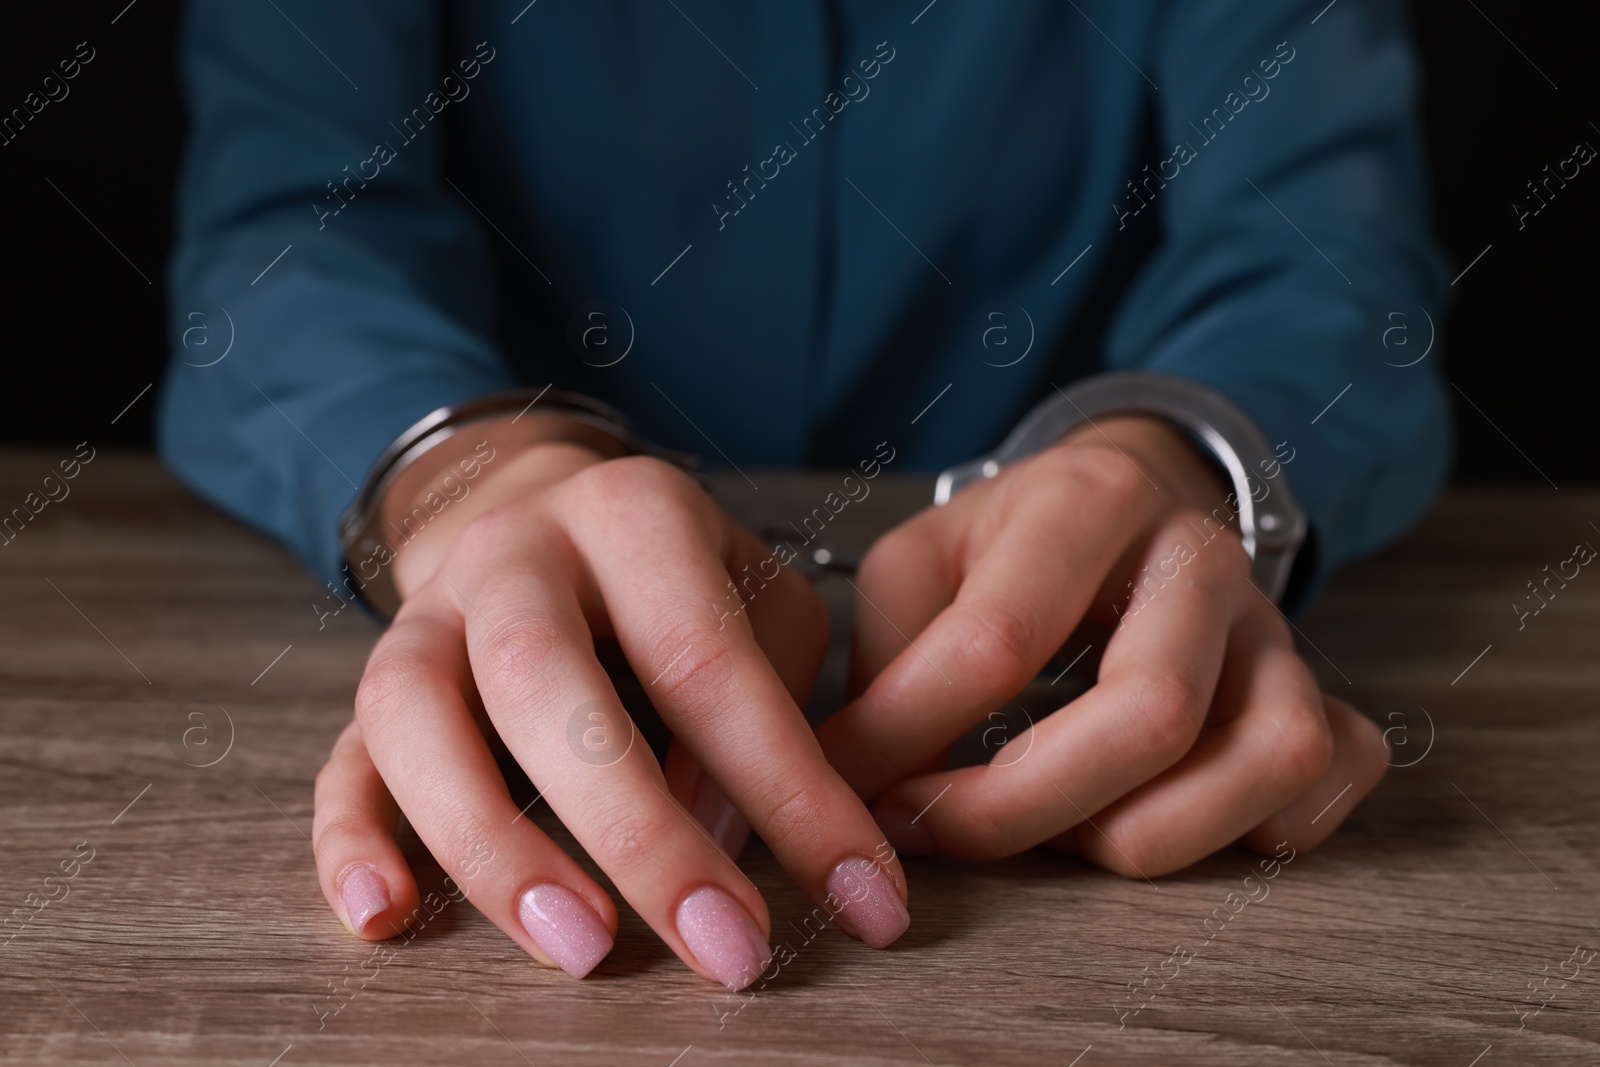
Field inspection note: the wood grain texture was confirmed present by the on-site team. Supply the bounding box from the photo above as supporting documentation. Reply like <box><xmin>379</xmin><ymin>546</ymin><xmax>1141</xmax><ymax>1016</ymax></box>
<box><xmin>0</xmin><ymin>451</ymin><xmax>1595</xmax><ymax>1066</ymax></box>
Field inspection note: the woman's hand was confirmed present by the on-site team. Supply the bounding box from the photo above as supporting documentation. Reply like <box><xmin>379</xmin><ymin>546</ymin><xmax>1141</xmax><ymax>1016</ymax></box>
<box><xmin>311</xmin><ymin>428</ymin><xmax>909</xmax><ymax>989</ymax></box>
<box><xmin>818</xmin><ymin>415</ymin><xmax>1388</xmax><ymax>874</ymax></box>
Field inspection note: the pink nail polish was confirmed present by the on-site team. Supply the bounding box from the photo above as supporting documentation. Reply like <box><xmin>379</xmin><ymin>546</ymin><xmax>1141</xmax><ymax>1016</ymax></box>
<box><xmin>827</xmin><ymin>856</ymin><xmax>909</xmax><ymax>949</ymax></box>
<box><xmin>873</xmin><ymin>806</ymin><xmax>935</xmax><ymax>856</ymax></box>
<box><xmin>340</xmin><ymin>864</ymin><xmax>389</xmax><ymax>933</ymax></box>
<box><xmin>675</xmin><ymin>885</ymin><xmax>772</xmax><ymax>990</ymax></box>
<box><xmin>518</xmin><ymin>883</ymin><xmax>613</xmax><ymax>979</ymax></box>
<box><xmin>692</xmin><ymin>775</ymin><xmax>752</xmax><ymax>859</ymax></box>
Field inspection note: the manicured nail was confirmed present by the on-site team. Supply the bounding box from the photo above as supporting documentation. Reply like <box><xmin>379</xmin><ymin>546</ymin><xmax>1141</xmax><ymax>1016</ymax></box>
<box><xmin>692</xmin><ymin>775</ymin><xmax>751</xmax><ymax>860</ymax></box>
<box><xmin>518</xmin><ymin>883</ymin><xmax>613</xmax><ymax>979</ymax></box>
<box><xmin>827</xmin><ymin>856</ymin><xmax>909</xmax><ymax>949</ymax></box>
<box><xmin>340</xmin><ymin>864</ymin><xmax>389</xmax><ymax>933</ymax></box>
<box><xmin>873</xmin><ymin>806</ymin><xmax>935</xmax><ymax>856</ymax></box>
<box><xmin>675</xmin><ymin>885</ymin><xmax>772</xmax><ymax>990</ymax></box>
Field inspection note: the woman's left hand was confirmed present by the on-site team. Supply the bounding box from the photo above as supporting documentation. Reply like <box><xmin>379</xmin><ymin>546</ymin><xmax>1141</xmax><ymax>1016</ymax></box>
<box><xmin>816</xmin><ymin>414</ymin><xmax>1389</xmax><ymax>875</ymax></box>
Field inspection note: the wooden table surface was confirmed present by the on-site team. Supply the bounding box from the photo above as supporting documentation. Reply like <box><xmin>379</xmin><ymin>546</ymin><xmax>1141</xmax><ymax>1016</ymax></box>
<box><xmin>1</xmin><ymin>450</ymin><xmax>1596</xmax><ymax>1067</ymax></box>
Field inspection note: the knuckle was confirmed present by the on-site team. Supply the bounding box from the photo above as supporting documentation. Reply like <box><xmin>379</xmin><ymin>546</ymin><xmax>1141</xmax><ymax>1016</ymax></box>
<box><xmin>434</xmin><ymin>802</ymin><xmax>500</xmax><ymax>878</ymax></box>
<box><xmin>1270</xmin><ymin>703</ymin><xmax>1335</xmax><ymax>792</ymax></box>
<box><xmin>857</xmin><ymin>525</ymin><xmax>913</xmax><ymax>583</ymax></box>
<box><xmin>561</xmin><ymin>456</ymin><xmax>713</xmax><ymax>548</ymax></box>
<box><xmin>311</xmin><ymin>809</ymin><xmax>370</xmax><ymax>857</ymax></box>
<box><xmin>944</xmin><ymin>804</ymin><xmax>1019</xmax><ymax>861</ymax></box>
<box><xmin>474</xmin><ymin>611</ymin><xmax>563</xmax><ymax>709</ymax></box>
<box><xmin>588</xmin><ymin>805</ymin><xmax>674</xmax><ymax>877</ymax></box>
<box><xmin>645</xmin><ymin>622</ymin><xmax>739</xmax><ymax>714</ymax></box>
<box><xmin>569</xmin><ymin>455</ymin><xmax>696</xmax><ymax>513</ymax></box>
<box><xmin>856</xmin><ymin>518</ymin><xmax>950</xmax><ymax>595</ymax></box>
<box><xmin>453</xmin><ymin>508</ymin><xmax>517</xmax><ymax>559</ymax></box>
<box><xmin>1127</xmin><ymin>671</ymin><xmax>1207</xmax><ymax>763</ymax></box>
<box><xmin>1098</xmin><ymin>825</ymin><xmax>1164</xmax><ymax>879</ymax></box>
<box><xmin>955</xmin><ymin>597</ymin><xmax>1041</xmax><ymax>685</ymax></box>
<box><xmin>354</xmin><ymin>651</ymin><xmax>426</xmax><ymax>732</ymax></box>
<box><xmin>750</xmin><ymin>779</ymin><xmax>833</xmax><ymax>852</ymax></box>
<box><xmin>1061</xmin><ymin>442</ymin><xmax>1150</xmax><ymax>507</ymax></box>
<box><xmin>1203</xmin><ymin>529</ymin><xmax>1253</xmax><ymax>585</ymax></box>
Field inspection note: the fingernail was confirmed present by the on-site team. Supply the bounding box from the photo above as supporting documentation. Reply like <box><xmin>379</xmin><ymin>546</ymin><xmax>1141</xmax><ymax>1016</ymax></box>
<box><xmin>518</xmin><ymin>883</ymin><xmax>614</xmax><ymax>979</ymax></box>
<box><xmin>675</xmin><ymin>885</ymin><xmax>772</xmax><ymax>990</ymax></box>
<box><xmin>340</xmin><ymin>864</ymin><xmax>389</xmax><ymax>934</ymax></box>
<box><xmin>873</xmin><ymin>806</ymin><xmax>935</xmax><ymax>856</ymax></box>
<box><xmin>827</xmin><ymin>856</ymin><xmax>909</xmax><ymax>949</ymax></box>
<box><xmin>692</xmin><ymin>775</ymin><xmax>751</xmax><ymax>860</ymax></box>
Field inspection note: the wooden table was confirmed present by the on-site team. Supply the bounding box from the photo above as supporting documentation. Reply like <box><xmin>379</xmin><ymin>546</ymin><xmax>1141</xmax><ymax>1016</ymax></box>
<box><xmin>1</xmin><ymin>451</ymin><xmax>1595</xmax><ymax>1066</ymax></box>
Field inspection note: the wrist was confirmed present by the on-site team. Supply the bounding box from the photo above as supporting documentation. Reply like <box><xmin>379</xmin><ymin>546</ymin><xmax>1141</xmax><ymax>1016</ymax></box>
<box><xmin>388</xmin><ymin>430</ymin><xmax>605</xmax><ymax>599</ymax></box>
<box><xmin>343</xmin><ymin>387</ymin><xmax>697</xmax><ymax>617</ymax></box>
<box><xmin>936</xmin><ymin>372</ymin><xmax>1307</xmax><ymax>602</ymax></box>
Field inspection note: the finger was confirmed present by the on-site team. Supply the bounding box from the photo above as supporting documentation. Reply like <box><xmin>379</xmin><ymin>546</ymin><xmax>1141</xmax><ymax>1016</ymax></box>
<box><xmin>312</xmin><ymin>719</ymin><xmax>420</xmax><ymax>938</ymax></box>
<box><xmin>355</xmin><ymin>588</ymin><xmax>621</xmax><ymax>980</ymax></box>
<box><xmin>558</xmin><ymin>458</ymin><xmax>910</xmax><ymax>949</ymax></box>
<box><xmin>1238</xmin><ymin>694</ymin><xmax>1389</xmax><ymax>856</ymax></box>
<box><xmin>728</xmin><ymin>524</ymin><xmax>833</xmax><ymax>709</ymax></box>
<box><xmin>822</xmin><ymin>448</ymin><xmax>1163</xmax><ymax>799</ymax></box>
<box><xmin>845</xmin><ymin>511</ymin><xmax>958</xmax><ymax>698</ymax></box>
<box><xmin>671</xmin><ymin>528</ymin><xmax>834</xmax><ymax>861</ymax></box>
<box><xmin>448</xmin><ymin>517</ymin><xmax>788</xmax><ymax>986</ymax></box>
<box><xmin>1065</xmin><ymin>607</ymin><xmax>1335</xmax><ymax>876</ymax></box>
<box><xmin>666</xmin><ymin>740</ymin><xmax>751</xmax><ymax>860</ymax></box>
<box><xmin>869</xmin><ymin>513</ymin><xmax>1250</xmax><ymax>859</ymax></box>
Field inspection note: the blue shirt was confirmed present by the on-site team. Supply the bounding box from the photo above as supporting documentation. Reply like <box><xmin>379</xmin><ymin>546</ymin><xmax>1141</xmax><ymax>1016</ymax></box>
<box><xmin>159</xmin><ymin>0</ymin><xmax>1451</xmax><ymax>611</ymax></box>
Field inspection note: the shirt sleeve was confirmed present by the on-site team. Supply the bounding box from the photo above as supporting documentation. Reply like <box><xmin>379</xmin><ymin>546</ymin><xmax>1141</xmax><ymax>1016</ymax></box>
<box><xmin>1101</xmin><ymin>0</ymin><xmax>1452</xmax><ymax>611</ymax></box>
<box><xmin>157</xmin><ymin>0</ymin><xmax>519</xmax><ymax>587</ymax></box>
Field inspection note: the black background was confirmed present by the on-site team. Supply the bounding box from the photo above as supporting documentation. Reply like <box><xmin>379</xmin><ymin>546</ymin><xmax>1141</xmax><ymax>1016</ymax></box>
<box><xmin>1</xmin><ymin>2</ymin><xmax>1592</xmax><ymax>483</ymax></box>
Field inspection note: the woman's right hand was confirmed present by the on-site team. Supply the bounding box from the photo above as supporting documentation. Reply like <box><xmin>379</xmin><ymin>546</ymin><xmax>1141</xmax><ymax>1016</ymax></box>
<box><xmin>309</xmin><ymin>431</ymin><xmax>910</xmax><ymax>989</ymax></box>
